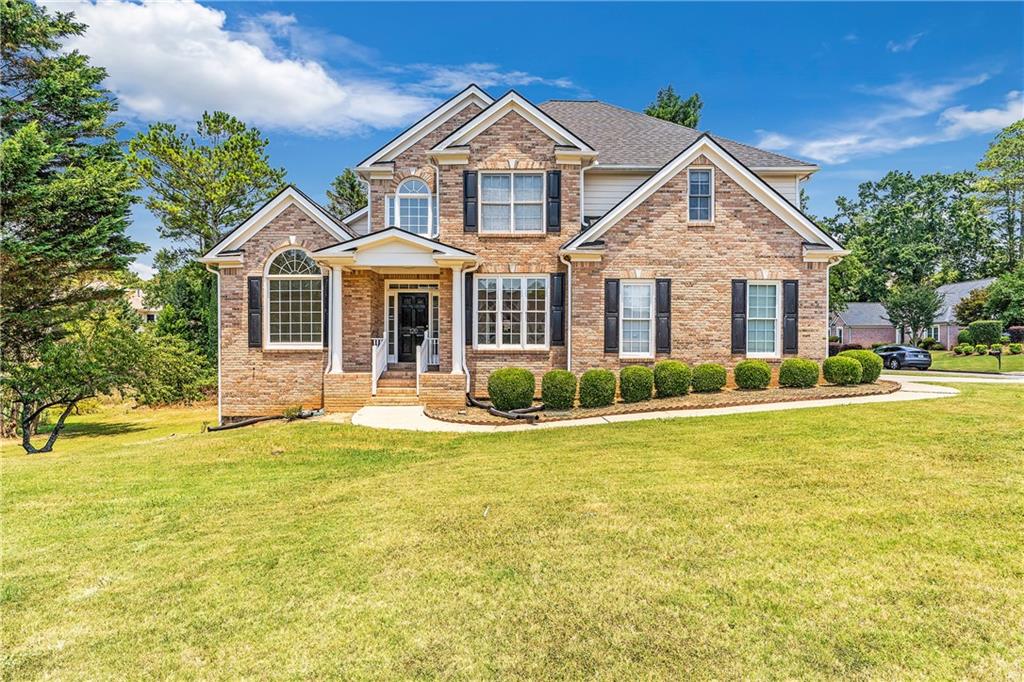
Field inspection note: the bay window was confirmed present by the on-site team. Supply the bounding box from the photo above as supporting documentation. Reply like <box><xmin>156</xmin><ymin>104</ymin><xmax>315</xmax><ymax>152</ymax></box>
<box><xmin>480</xmin><ymin>172</ymin><xmax>544</xmax><ymax>233</ymax></box>
<box><xmin>475</xmin><ymin>275</ymin><xmax>548</xmax><ymax>349</ymax></box>
<box><xmin>747</xmin><ymin>282</ymin><xmax>780</xmax><ymax>357</ymax></box>
<box><xmin>620</xmin><ymin>281</ymin><xmax>655</xmax><ymax>358</ymax></box>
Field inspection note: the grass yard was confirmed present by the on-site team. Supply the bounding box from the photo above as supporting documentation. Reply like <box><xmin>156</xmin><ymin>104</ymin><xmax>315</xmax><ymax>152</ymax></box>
<box><xmin>3</xmin><ymin>386</ymin><xmax>1024</xmax><ymax>679</ymax></box>
<box><xmin>929</xmin><ymin>349</ymin><xmax>1024</xmax><ymax>373</ymax></box>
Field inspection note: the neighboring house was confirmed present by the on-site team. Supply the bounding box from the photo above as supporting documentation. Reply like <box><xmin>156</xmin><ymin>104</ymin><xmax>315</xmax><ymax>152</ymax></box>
<box><xmin>830</xmin><ymin>278</ymin><xmax>996</xmax><ymax>348</ymax></box>
<box><xmin>128</xmin><ymin>288</ymin><xmax>161</xmax><ymax>324</ymax></box>
<box><xmin>200</xmin><ymin>85</ymin><xmax>848</xmax><ymax>423</ymax></box>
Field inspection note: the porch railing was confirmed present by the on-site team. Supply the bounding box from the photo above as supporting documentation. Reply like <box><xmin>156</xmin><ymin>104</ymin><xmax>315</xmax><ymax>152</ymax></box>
<box><xmin>428</xmin><ymin>336</ymin><xmax>440</xmax><ymax>366</ymax></box>
<box><xmin>415</xmin><ymin>339</ymin><xmax>429</xmax><ymax>397</ymax></box>
<box><xmin>370</xmin><ymin>337</ymin><xmax>387</xmax><ymax>395</ymax></box>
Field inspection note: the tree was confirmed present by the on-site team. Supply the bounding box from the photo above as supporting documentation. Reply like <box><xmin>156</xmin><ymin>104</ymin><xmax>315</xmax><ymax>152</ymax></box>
<box><xmin>882</xmin><ymin>284</ymin><xmax>943</xmax><ymax>344</ymax></box>
<box><xmin>644</xmin><ymin>85</ymin><xmax>702</xmax><ymax>128</ymax></box>
<box><xmin>953</xmin><ymin>286</ymin><xmax>990</xmax><ymax>325</ymax></box>
<box><xmin>984</xmin><ymin>264</ymin><xmax>1024</xmax><ymax>327</ymax></box>
<box><xmin>977</xmin><ymin>120</ymin><xmax>1024</xmax><ymax>268</ymax></box>
<box><xmin>127</xmin><ymin>111</ymin><xmax>286</xmax><ymax>258</ymax></box>
<box><xmin>828</xmin><ymin>245</ymin><xmax>866</xmax><ymax>313</ymax></box>
<box><xmin>1</xmin><ymin>0</ymin><xmax>143</xmax><ymax>429</ymax></box>
<box><xmin>327</xmin><ymin>168</ymin><xmax>367</xmax><ymax>217</ymax></box>
<box><xmin>826</xmin><ymin>171</ymin><xmax>993</xmax><ymax>301</ymax></box>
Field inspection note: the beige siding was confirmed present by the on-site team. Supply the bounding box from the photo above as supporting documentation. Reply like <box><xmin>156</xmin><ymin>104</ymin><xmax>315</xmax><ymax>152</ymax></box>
<box><xmin>758</xmin><ymin>174</ymin><xmax>800</xmax><ymax>205</ymax></box>
<box><xmin>347</xmin><ymin>210</ymin><xmax>369</xmax><ymax>235</ymax></box>
<box><xmin>583</xmin><ymin>171</ymin><xmax>651</xmax><ymax>218</ymax></box>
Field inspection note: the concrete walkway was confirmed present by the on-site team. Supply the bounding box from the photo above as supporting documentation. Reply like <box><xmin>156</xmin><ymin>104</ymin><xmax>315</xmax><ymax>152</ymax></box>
<box><xmin>346</xmin><ymin>374</ymin><xmax>996</xmax><ymax>433</ymax></box>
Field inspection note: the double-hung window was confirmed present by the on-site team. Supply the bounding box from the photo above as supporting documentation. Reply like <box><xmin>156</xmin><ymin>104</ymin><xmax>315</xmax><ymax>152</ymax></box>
<box><xmin>480</xmin><ymin>173</ymin><xmax>544</xmax><ymax>233</ymax></box>
<box><xmin>475</xmin><ymin>275</ymin><xmax>548</xmax><ymax>349</ymax></box>
<box><xmin>266</xmin><ymin>248</ymin><xmax>323</xmax><ymax>348</ymax></box>
<box><xmin>747</xmin><ymin>282</ymin><xmax>780</xmax><ymax>357</ymax></box>
<box><xmin>620</xmin><ymin>281</ymin><xmax>655</xmax><ymax>358</ymax></box>
<box><xmin>688</xmin><ymin>168</ymin><xmax>713</xmax><ymax>222</ymax></box>
<box><xmin>385</xmin><ymin>178</ymin><xmax>437</xmax><ymax>236</ymax></box>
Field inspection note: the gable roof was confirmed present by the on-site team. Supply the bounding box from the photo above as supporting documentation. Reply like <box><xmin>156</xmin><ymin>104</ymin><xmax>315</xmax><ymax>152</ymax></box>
<box><xmin>314</xmin><ymin>227</ymin><xmax>478</xmax><ymax>268</ymax></box>
<box><xmin>431</xmin><ymin>90</ymin><xmax>596</xmax><ymax>155</ymax></box>
<box><xmin>562</xmin><ymin>134</ymin><xmax>844</xmax><ymax>255</ymax></box>
<box><xmin>200</xmin><ymin>185</ymin><xmax>353</xmax><ymax>263</ymax></box>
<box><xmin>833</xmin><ymin>302</ymin><xmax>890</xmax><ymax>327</ymax></box>
<box><xmin>936</xmin><ymin>277</ymin><xmax>996</xmax><ymax>323</ymax></box>
<box><xmin>357</xmin><ymin>84</ymin><xmax>493</xmax><ymax>168</ymax></box>
<box><xmin>539</xmin><ymin>100</ymin><xmax>816</xmax><ymax>171</ymax></box>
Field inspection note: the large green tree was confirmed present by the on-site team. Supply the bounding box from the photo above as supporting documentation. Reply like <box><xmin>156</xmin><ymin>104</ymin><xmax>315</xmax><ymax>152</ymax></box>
<box><xmin>977</xmin><ymin>119</ymin><xmax>1024</xmax><ymax>268</ymax></box>
<box><xmin>327</xmin><ymin>168</ymin><xmax>367</xmax><ymax>217</ymax></box>
<box><xmin>0</xmin><ymin>0</ymin><xmax>143</xmax><ymax>364</ymax></box>
<box><xmin>984</xmin><ymin>264</ymin><xmax>1024</xmax><ymax>327</ymax></box>
<box><xmin>644</xmin><ymin>85</ymin><xmax>703</xmax><ymax>128</ymax></box>
<box><xmin>882</xmin><ymin>284</ymin><xmax>943</xmax><ymax>345</ymax></box>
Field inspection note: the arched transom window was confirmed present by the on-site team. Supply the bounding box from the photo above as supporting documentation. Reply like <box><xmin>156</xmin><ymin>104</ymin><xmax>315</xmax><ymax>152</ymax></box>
<box><xmin>385</xmin><ymin>177</ymin><xmax>437</xmax><ymax>236</ymax></box>
<box><xmin>266</xmin><ymin>248</ymin><xmax>322</xmax><ymax>346</ymax></box>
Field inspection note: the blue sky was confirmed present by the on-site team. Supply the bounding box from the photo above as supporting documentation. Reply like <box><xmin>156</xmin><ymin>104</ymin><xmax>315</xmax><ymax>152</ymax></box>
<box><xmin>46</xmin><ymin>1</ymin><xmax>1023</xmax><ymax>277</ymax></box>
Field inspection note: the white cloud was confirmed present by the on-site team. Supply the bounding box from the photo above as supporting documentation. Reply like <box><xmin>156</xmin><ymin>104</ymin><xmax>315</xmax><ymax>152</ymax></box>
<box><xmin>842</xmin><ymin>32</ymin><xmax>859</xmax><ymax>43</ymax></box>
<box><xmin>129</xmin><ymin>261</ymin><xmax>157</xmax><ymax>280</ymax></box>
<box><xmin>405</xmin><ymin>63</ymin><xmax>577</xmax><ymax>94</ymax></box>
<box><xmin>756</xmin><ymin>74</ymin><xmax>1018</xmax><ymax>164</ymax></box>
<box><xmin>887</xmin><ymin>31</ymin><xmax>926</xmax><ymax>53</ymax></box>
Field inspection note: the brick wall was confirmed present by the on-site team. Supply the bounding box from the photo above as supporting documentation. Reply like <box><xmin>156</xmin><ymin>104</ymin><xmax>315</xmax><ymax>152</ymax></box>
<box><xmin>846</xmin><ymin>326</ymin><xmax>897</xmax><ymax>347</ymax></box>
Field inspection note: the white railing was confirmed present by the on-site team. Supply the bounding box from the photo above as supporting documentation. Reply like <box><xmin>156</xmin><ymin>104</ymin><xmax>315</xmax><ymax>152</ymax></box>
<box><xmin>428</xmin><ymin>336</ymin><xmax>440</xmax><ymax>366</ymax></box>
<box><xmin>415</xmin><ymin>339</ymin><xmax>429</xmax><ymax>396</ymax></box>
<box><xmin>370</xmin><ymin>337</ymin><xmax>387</xmax><ymax>395</ymax></box>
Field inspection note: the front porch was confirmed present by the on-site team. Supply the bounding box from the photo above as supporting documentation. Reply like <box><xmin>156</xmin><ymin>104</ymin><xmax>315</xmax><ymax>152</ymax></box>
<box><xmin>314</xmin><ymin>228</ymin><xmax>478</xmax><ymax>410</ymax></box>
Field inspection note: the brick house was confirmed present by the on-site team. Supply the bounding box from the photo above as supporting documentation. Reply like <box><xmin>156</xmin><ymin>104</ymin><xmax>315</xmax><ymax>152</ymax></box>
<box><xmin>200</xmin><ymin>86</ymin><xmax>848</xmax><ymax>423</ymax></box>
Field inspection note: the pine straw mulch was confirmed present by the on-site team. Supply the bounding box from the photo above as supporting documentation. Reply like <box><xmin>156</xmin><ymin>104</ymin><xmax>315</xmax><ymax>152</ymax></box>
<box><xmin>424</xmin><ymin>380</ymin><xmax>901</xmax><ymax>426</ymax></box>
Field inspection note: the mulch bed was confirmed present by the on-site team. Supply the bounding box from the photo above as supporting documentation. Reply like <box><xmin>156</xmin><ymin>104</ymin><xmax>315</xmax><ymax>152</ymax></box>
<box><xmin>425</xmin><ymin>380</ymin><xmax>902</xmax><ymax>426</ymax></box>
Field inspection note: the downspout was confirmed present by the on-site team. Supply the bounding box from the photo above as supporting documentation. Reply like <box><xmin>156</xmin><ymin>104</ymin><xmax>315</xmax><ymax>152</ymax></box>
<box><xmin>204</xmin><ymin>264</ymin><xmax>223</xmax><ymax>425</ymax></box>
<box><xmin>429</xmin><ymin>159</ymin><xmax>442</xmax><ymax>238</ymax></box>
<box><xmin>825</xmin><ymin>258</ymin><xmax>835</xmax><ymax>359</ymax></box>
<box><xmin>559</xmin><ymin>252</ymin><xmax>573</xmax><ymax>372</ymax></box>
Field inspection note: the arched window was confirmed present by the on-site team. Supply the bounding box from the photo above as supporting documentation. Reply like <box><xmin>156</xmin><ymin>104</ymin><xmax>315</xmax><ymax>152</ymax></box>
<box><xmin>266</xmin><ymin>248</ymin><xmax>322</xmax><ymax>346</ymax></box>
<box><xmin>385</xmin><ymin>178</ymin><xmax>434</xmax><ymax>236</ymax></box>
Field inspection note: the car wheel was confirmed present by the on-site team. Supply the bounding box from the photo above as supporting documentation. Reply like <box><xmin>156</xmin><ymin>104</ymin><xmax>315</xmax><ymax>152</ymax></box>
<box><xmin>888</xmin><ymin>358</ymin><xmax>901</xmax><ymax>370</ymax></box>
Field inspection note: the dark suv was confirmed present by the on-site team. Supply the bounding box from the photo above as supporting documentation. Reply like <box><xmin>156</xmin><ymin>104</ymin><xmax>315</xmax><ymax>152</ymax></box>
<box><xmin>874</xmin><ymin>345</ymin><xmax>932</xmax><ymax>370</ymax></box>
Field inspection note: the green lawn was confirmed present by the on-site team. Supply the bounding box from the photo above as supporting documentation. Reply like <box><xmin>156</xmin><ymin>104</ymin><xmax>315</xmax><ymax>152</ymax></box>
<box><xmin>930</xmin><ymin>349</ymin><xmax>1024</xmax><ymax>373</ymax></box>
<box><xmin>4</xmin><ymin>386</ymin><xmax>1024</xmax><ymax>679</ymax></box>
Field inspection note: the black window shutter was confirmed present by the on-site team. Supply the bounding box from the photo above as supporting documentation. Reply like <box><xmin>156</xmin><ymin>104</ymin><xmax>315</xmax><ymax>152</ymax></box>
<box><xmin>322</xmin><ymin>274</ymin><xmax>330</xmax><ymax>348</ymax></box>
<box><xmin>655</xmin><ymin>279</ymin><xmax>671</xmax><ymax>353</ymax></box>
<box><xmin>550</xmin><ymin>272</ymin><xmax>566</xmax><ymax>346</ymax></box>
<box><xmin>731</xmin><ymin>279</ymin><xmax>747</xmax><ymax>354</ymax></box>
<box><xmin>464</xmin><ymin>271</ymin><xmax>473</xmax><ymax>346</ymax></box>
<box><xmin>247</xmin><ymin>276</ymin><xmax>262</xmax><ymax>348</ymax></box>
<box><xmin>604</xmin><ymin>279</ymin><xmax>619</xmax><ymax>353</ymax></box>
<box><xmin>463</xmin><ymin>171</ymin><xmax>478</xmax><ymax>232</ymax></box>
<box><xmin>546</xmin><ymin>170</ymin><xmax>561</xmax><ymax>233</ymax></box>
<box><xmin>783</xmin><ymin>279</ymin><xmax>799</xmax><ymax>354</ymax></box>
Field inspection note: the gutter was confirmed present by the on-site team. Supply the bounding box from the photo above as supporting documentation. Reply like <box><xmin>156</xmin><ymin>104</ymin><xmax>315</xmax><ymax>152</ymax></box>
<box><xmin>204</xmin><ymin>264</ymin><xmax>223</xmax><ymax>425</ymax></box>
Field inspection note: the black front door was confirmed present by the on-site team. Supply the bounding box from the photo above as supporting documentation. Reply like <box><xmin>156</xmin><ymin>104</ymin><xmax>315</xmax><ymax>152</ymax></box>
<box><xmin>398</xmin><ymin>293</ymin><xmax>429</xmax><ymax>362</ymax></box>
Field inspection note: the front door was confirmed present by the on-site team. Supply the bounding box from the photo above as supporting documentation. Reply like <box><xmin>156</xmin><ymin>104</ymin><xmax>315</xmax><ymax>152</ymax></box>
<box><xmin>397</xmin><ymin>293</ymin><xmax>428</xmax><ymax>362</ymax></box>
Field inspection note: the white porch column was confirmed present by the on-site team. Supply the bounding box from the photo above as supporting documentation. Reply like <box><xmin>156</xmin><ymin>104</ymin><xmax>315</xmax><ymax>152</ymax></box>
<box><xmin>451</xmin><ymin>265</ymin><xmax>464</xmax><ymax>374</ymax></box>
<box><xmin>328</xmin><ymin>265</ymin><xmax>343</xmax><ymax>373</ymax></box>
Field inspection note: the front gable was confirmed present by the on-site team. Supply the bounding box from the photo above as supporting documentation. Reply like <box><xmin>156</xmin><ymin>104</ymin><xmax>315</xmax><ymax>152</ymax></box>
<box><xmin>315</xmin><ymin>227</ymin><xmax>477</xmax><ymax>269</ymax></box>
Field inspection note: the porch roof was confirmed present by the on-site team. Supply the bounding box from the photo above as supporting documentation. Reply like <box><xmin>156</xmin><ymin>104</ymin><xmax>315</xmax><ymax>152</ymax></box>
<box><xmin>313</xmin><ymin>227</ymin><xmax>478</xmax><ymax>269</ymax></box>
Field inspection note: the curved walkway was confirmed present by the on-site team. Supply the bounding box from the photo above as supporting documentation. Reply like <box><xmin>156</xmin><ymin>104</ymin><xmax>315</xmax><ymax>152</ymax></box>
<box><xmin>344</xmin><ymin>373</ymin><xmax>1010</xmax><ymax>433</ymax></box>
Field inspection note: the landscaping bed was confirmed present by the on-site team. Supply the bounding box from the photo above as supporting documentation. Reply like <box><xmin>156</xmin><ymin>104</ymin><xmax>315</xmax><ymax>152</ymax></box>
<box><xmin>427</xmin><ymin>379</ymin><xmax>901</xmax><ymax>425</ymax></box>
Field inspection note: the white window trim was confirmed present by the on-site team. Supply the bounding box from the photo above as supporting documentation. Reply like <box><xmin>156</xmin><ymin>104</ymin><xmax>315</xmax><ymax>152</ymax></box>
<box><xmin>746</xmin><ymin>280</ymin><xmax>782</xmax><ymax>359</ymax></box>
<box><xmin>835</xmin><ymin>326</ymin><xmax>843</xmax><ymax>343</ymax></box>
<box><xmin>263</xmin><ymin>247</ymin><xmax>325</xmax><ymax>351</ymax></box>
<box><xmin>928</xmin><ymin>325</ymin><xmax>940</xmax><ymax>340</ymax></box>
<box><xmin>473</xmin><ymin>273</ymin><xmax>550</xmax><ymax>351</ymax></box>
<box><xmin>686</xmin><ymin>166</ymin><xmax>714</xmax><ymax>224</ymax></box>
<box><xmin>619</xmin><ymin>280</ymin><xmax>656</xmax><ymax>359</ymax></box>
<box><xmin>478</xmin><ymin>171</ymin><xmax>546</xmax><ymax>234</ymax></box>
<box><xmin>385</xmin><ymin>178</ymin><xmax>437</xmax><ymax>237</ymax></box>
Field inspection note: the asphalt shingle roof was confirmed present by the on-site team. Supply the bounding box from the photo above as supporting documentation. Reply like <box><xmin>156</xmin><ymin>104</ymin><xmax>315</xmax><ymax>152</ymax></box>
<box><xmin>836</xmin><ymin>302</ymin><xmax>890</xmax><ymax>327</ymax></box>
<box><xmin>538</xmin><ymin>100</ymin><xmax>815</xmax><ymax>169</ymax></box>
<box><xmin>935</xmin><ymin>278</ymin><xmax>996</xmax><ymax>323</ymax></box>
<box><xmin>836</xmin><ymin>278</ymin><xmax>996</xmax><ymax>327</ymax></box>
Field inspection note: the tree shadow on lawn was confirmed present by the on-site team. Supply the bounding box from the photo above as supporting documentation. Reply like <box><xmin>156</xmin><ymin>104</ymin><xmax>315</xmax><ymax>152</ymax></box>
<box><xmin>36</xmin><ymin>420</ymin><xmax>146</xmax><ymax>440</ymax></box>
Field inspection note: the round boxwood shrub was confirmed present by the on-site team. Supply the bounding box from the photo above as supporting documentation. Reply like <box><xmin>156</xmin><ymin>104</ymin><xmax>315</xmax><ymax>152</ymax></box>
<box><xmin>487</xmin><ymin>368</ymin><xmax>535</xmax><ymax>412</ymax></box>
<box><xmin>823</xmin><ymin>356</ymin><xmax>863</xmax><ymax>385</ymax></box>
<box><xmin>653</xmin><ymin>360</ymin><xmax>691</xmax><ymax>398</ymax></box>
<box><xmin>579</xmin><ymin>368</ymin><xmax>616</xmax><ymax>408</ymax></box>
<box><xmin>778</xmin><ymin>358</ymin><xmax>819</xmax><ymax>388</ymax></box>
<box><xmin>1008</xmin><ymin>343</ymin><xmax>1023</xmax><ymax>354</ymax></box>
<box><xmin>957</xmin><ymin>329</ymin><xmax>973</xmax><ymax>344</ymax></box>
<box><xmin>961</xmin><ymin>344</ymin><xmax>974</xmax><ymax>355</ymax></box>
<box><xmin>734</xmin><ymin>359</ymin><xmax>771</xmax><ymax>390</ymax></box>
<box><xmin>541</xmin><ymin>370</ymin><xmax>576</xmax><ymax>411</ymax></box>
<box><xmin>968</xmin><ymin>319</ymin><xmax>1003</xmax><ymax>346</ymax></box>
<box><xmin>837</xmin><ymin>349</ymin><xmax>883</xmax><ymax>384</ymax></box>
<box><xmin>977</xmin><ymin>345</ymin><xmax>990</xmax><ymax>355</ymax></box>
<box><xmin>691</xmin><ymin>363</ymin><xmax>727</xmax><ymax>393</ymax></box>
<box><xmin>619</xmin><ymin>365</ymin><xmax>654</xmax><ymax>403</ymax></box>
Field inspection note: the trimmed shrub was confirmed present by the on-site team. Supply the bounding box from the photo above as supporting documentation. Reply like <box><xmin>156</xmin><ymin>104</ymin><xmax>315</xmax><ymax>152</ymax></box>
<box><xmin>989</xmin><ymin>344</ymin><xmax>1003</xmax><ymax>355</ymax></box>
<box><xmin>823</xmin><ymin>356</ymin><xmax>862</xmax><ymax>385</ymax></box>
<box><xmin>541</xmin><ymin>370</ymin><xmax>576</xmax><ymax>411</ymax></box>
<box><xmin>931</xmin><ymin>343</ymin><xmax>946</xmax><ymax>351</ymax></box>
<box><xmin>579</xmin><ymin>369</ymin><xmax>616</xmax><ymax>408</ymax></box>
<box><xmin>779</xmin><ymin>358</ymin><xmax>819</xmax><ymax>388</ymax></box>
<box><xmin>839</xmin><ymin>343</ymin><xmax>863</xmax><ymax>352</ymax></box>
<box><xmin>953</xmin><ymin>344</ymin><xmax>965</xmax><ymax>355</ymax></box>
<box><xmin>1009</xmin><ymin>326</ymin><xmax>1024</xmax><ymax>344</ymax></box>
<box><xmin>977</xmin><ymin>345</ymin><xmax>990</xmax><ymax>355</ymax></box>
<box><xmin>968</xmin><ymin>319</ymin><xmax>1003</xmax><ymax>346</ymax></box>
<box><xmin>734</xmin><ymin>359</ymin><xmax>771</xmax><ymax>390</ymax></box>
<box><xmin>691</xmin><ymin>363</ymin><xmax>727</xmax><ymax>393</ymax></box>
<box><xmin>653</xmin><ymin>360</ymin><xmax>691</xmax><ymax>398</ymax></box>
<box><xmin>871</xmin><ymin>342</ymin><xmax>885</xmax><ymax>349</ymax></box>
<box><xmin>828</xmin><ymin>335</ymin><xmax>840</xmax><ymax>343</ymax></box>
<box><xmin>838</xmin><ymin>349</ymin><xmax>883</xmax><ymax>383</ymax></box>
<box><xmin>961</xmin><ymin>344</ymin><xmax>974</xmax><ymax>354</ymax></box>
<box><xmin>487</xmin><ymin>368</ymin><xmax>535</xmax><ymax>412</ymax></box>
<box><xmin>919</xmin><ymin>336</ymin><xmax>937</xmax><ymax>350</ymax></box>
<box><xmin>1000</xmin><ymin>334</ymin><xmax>1011</xmax><ymax>344</ymax></box>
<box><xmin>1009</xmin><ymin>343</ymin><xmax>1023</xmax><ymax>354</ymax></box>
<box><xmin>619</xmin><ymin>365</ymin><xmax>654</xmax><ymax>403</ymax></box>
<box><xmin>828</xmin><ymin>342</ymin><xmax>841</xmax><ymax>357</ymax></box>
<box><xmin>957</xmin><ymin>329</ymin><xmax>973</xmax><ymax>344</ymax></box>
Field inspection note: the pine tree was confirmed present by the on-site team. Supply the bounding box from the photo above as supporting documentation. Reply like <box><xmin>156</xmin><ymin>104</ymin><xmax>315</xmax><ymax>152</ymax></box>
<box><xmin>644</xmin><ymin>85</ymin><xmax>703</xmax><ymax>128</ymax></box>
<box><xmin>327</xmin><ymin>168</ymin><xmax>368</xmax><ymax>217</ymax></box>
